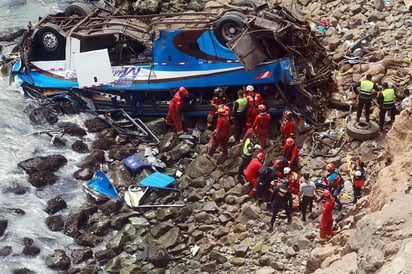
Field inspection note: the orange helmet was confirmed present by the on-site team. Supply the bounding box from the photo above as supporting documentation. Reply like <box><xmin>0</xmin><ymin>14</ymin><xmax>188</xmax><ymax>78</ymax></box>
<box><xmin>217</xmin><ymin>106</ymin><xmax>225</xmax><ymax>114</ymax></box>
<box><xmin>322</xmin><ymin>190</ymin><xmax>331</xmax><ymax>199</ymax></box>
<box><xmin>258</xmin><ymin>104</ymin><xmax>266</xmax><ymax>113</ymax></box>
<box><xmin>326</xmin><ymin>163</ymin><xmax>335</xmax><ymax>172</ymax></box>
<box><xmin>178</xmin><ymin>87</ymin><xmax>188</xmax><ymax>96</ymax></box>
<box><xmin>285</xmin><ymin>137</ymin><xmax>294</xmax><ymax>146</ymax></box>
<box><xmin>257</xmin><ymin>151</ymin><xmax>265</xmax><ymax>161</ymax></box>
<box><xmin>284</xmin><ymin>110</ymin><xmax>293</xmax><ymax>118</ymax></box>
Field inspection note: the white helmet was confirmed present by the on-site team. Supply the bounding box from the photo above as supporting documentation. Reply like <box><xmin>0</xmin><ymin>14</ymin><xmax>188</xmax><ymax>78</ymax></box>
<box><xmin>354</xmin><ymin>170</ymin><xmax>362</xmax><ymax>177</ymax></box>
<box><xmin>283</xmin><ymin>167</ymin><xmax>291</xmax><ymax>175</ymax></box>
<box><xmin>246</xmin><ymin>85</ymin><xmax>254</xmax><ymax>92</ymax></box>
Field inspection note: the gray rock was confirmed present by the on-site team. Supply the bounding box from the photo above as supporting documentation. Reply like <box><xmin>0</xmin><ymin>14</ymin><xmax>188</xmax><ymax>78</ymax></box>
<box><xmin>203</xmin><ymin>201</ymin><xmax>218</xmax><ymax>212</ymax></box>
<box><xmin>234</xmin><ymin>245</ymin><xmax>249</xmax><ymax>257</ymax></box>
<box><xmin>75</xmin><ymin>232</ymin><xmax>103</xmax><ymax>247</ymax></box>
<box><xmin>158</xmin><ymin>227</ymin><xmax>180</xmax><ymax>248</ymax></box>
<box><xmin>95</xmin><ymin>249</ymin><xmax>116</xmax><ymax>264</ymax></box>
<box><xmin>146</xmin><ymin>245</ymin><xmax>170</xmax><ymax>267</ymax></box>
<box><xmin>213</xmin><ymin>188</ymin><xmax>226</xmax><ymax>202</ymax></box>
<box><xmin>45</xmin><ymin>249</ymin><xmax>71</xmax><ymax>270</ymax></box>
<box><xmin>150</xmin><ymin>222</ymin><xmax>174</xmax><ymax>238</ymax></box>
<box><xmin>241</xmin><ymin>204</ymin><xmax>260</xmax><ymax>220</ymax></box>
<box><xmin>0</xmin><ymin>219</ymin><xmax>7</xmax><ymax>237</ymax></box>
<box><xmin>0</xmin><ymin>246</ymin><xmax>12</xmax><ymax>257</ymax></box>
<box><xmin>185</xmin><ymin>155</ymin><xmax>216</xmax><ymax>178</ymax></box>
<box><xmin>156</xmin><ymin>207</ymin><xmax>178</xmax><ymax>221</ymax></box>
<box><xmin>71</xmin><ymin>248</ymin><xmax>93</xmax><ymax>264</ymax></box>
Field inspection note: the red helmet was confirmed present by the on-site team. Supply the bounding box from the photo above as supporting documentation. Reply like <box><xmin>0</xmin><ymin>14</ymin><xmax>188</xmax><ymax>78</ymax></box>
<box><xmin>257</xmin><ymin>151</ymin><xmax>265</xmax><ymax>161</ymax></box>
<box><xmin>178</xmin><ymin>87</ymin><xmax>188</xmax><ymax>96</ymax></box>
<box><xmin>326</xmin><ymin>163</ymin><xmax>335</xmax><ymax>172</ymax></box>
<box><xmin>285</xmin><ymin>137</ymin><xmax>294</xmax><ymax>146</ymax></box>
<box><xmin>257</xmin><ymin>104</ymin><xmax>266</xmax><ymax>113</ymax></box>
<box><xmin>284</xmin><ymin>110</ymin><xmax>293</xmax><ymax>118</ymax></box>
<box><xmin>322</xmin><ymin>190</ymin><xmax>331</xmax><ymax>199</ymax></box>
<box><xmin>223</xmin><ymin>105</ymin><xmax>231</xmax><ymax>116</ymax></box>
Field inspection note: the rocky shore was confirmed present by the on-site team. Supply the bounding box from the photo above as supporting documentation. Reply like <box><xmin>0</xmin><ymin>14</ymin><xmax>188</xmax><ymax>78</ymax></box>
<box><xmin>0</xmin><ymin>0</ymin><xmax>412</xmax><ymax>273</ymax></box>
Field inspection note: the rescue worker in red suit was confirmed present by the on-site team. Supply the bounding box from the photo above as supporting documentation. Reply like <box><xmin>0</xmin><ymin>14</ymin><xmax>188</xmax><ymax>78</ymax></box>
<box><xmin>244</xmin><ymin>151</ymin><xmax>265</xmax><ymax>196</ymax></box>
<box><xmin>280</xmin><ymin>110</ymin><xmax>295</xmax><ymax>144</ymax></box>
<box><xmin>319</xmin><ymin>190</ymin><xmax>336</xmax><ymax>241</ymax></box>
<box><xmin>166</xmin><ymin>87</ymin><xmax>189</xmax><ymax>135</ymax></box>
<box><xmin>207</xmin><ymin>87</ymin><xmax>228</xmax><ymax>129</ymax></box>
<box><xmin>208</xmin><ymin>106</ymin><xmax>231</xmax><ymax>157</ymax></box>
<box><xmin>283</xmin><ymin>167</ymin><xmax>301</xmax><ymax>195</ymax></box>
<box><xmin>245</xmin><ymin>85</ymin><xmax>263</xmax><ymax>130</ymax></box>
<box><xmin>281</xmin><ymin>137</ymin><xmax>299</xmax><ymax>171</ymax></box>
<box><xmin>244</xmin><ymin>104</ymin><xmax>271</xmax><ymax>148</ymax></box>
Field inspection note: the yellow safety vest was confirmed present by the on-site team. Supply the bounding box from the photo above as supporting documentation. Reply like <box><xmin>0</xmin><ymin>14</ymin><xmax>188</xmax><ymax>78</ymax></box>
<box><xmin>235</xmin><ymin>97</ymin><xmax>247</xmax><ymax>112</ymax></box>
<box><xmin>382</xmin><ymin>88</ymin><xmax>395</xmax><ymax>109</ymax></box>
<box><xmin>359</xmin><ymin>80</ymin><xmax>373</xmax><ymax>99</ymax></box>
<box><xmin>243</xmin><ymin>138</ymin><xmax>252</xmax><ymax>156</ymax></box>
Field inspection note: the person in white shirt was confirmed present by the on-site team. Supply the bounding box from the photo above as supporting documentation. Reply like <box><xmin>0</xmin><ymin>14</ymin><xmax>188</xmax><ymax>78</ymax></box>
<box><xmin>299</xmin><ymin>173</ymin><xmax>316</xmax><ymax>222</ymax></box>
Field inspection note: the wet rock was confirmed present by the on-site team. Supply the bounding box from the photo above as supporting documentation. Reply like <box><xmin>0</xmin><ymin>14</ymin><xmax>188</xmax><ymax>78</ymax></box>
<box><xmin>146</xmin><ymin>245</ymin><xmax>170</xmax><ymax>267</ymax></box>
<box><xmin>71</xmin><ymin>248</ymin><xmax>93</xmax><ymax>264</ymax></box>
<box><xmin>84</xmin><ymin>117</ymin><xmax>110</xmax><ymax>133</ymax></box>
<box><xmin>22</xmin><ymin>238</ymin><xmax>40</xmax><ymax>256</ymax></box>
<box><xmin>46</xmin><ymin>249</ymin><xmax>71</xmax><ymax>270</ymax></box>
<box><xmin>0</xmin><ymin>219</ymin><xmax>7</xmax><ymax>236</ymax></box>
<box><xmin>79</xmin><ymin>149</ymin><xmax>106</xmax><ymax>169</ymax></box>
<box><xmin>45</xmin><ymin>215</ymin><xmax>64</xmax><ymax>231</ymax></box>
<box><xmin>0</xmin><ymin>246</ymin><xmax>12</xmax><ymax>257</ymax></box>
<box><xmin>92</xmin><ymin>136</ymin><xmax>116</xmax><ymax>150</ymax></box>
<box><xmin>2</xmin><ymin>183</ymin><xmax>29</xmax><ymax>195</ymax></box>
<box><xmin>95</xmin><ymin>249</ymin><xmax>116</xmax><ymax>264</ymax></box>
<box><xmin>71</xmin><ymin>140</ymin><xmax>89</xmax><ymax>153</ymax></box>
<box><xmin>12</xmin><ymin>268</ymin><xmax>35</xmax><ymax>274</ymax></box>
<box><xmin>18</xmin><ymin>154</ymin><xmax>67</xmax><ymax>175</ymax></box>
<box><xmin>29</xmin><ymin>107</ymin><xmax>58</xmax><ymax>125</ymax></box>
<box><xmin>72</xmin><ymin>168</ymin><xmax>94</xmax><ymax>180</ymax></box>
<box><xmin>28</xmin><ymin>170</ymin><xmax>58</xmax><ymax>187</ymax></box>
<box><xmin>57</xmin><ymin>122</ymin><xmax>87</xmax><ymax>137</ymax></box>
<box><xmin>0</xmin><ymin>28</ymin><xmax>26</xmax><ymax>42</ymax></box>
<box><xmin>64</xmin><ymin>206</ymin><xmax>98</xmax><ymax>238</ymax></box>
<box><xmin>45</xmin><ymin>195</ymin><xmax>67</xmax><ymax>214</ymax></box>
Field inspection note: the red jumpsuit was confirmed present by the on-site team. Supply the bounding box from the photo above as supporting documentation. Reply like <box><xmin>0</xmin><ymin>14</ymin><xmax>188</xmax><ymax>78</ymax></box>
<box><xmin>208</xmin><ymin>115</ymin><xmax>231</xmax><ymax>156</ymax></box>
<box><xmin>252</xmin><ymin>112</ymin><xmax>271</xmax><ymax>148</ymax></box>
<box><xmin>281</xmin><ymin>117</ymin><xmax>295</xmax><ymax>144</ymax></box>
<box><xmin>207</xmin><ymin>95</ymin><xmax>228</xmax><ymax>128</ymax></box>
<box><xmin>245</xmin><ymin>91</ymin><xmax>263</xmax><ymax>129</ymax></box>
<box><xmin>286</xmin><ymin>171</ymin><xmax>301</xmax><ymax>195</ymax></box>
<box><xmin>244</xmin><ymin>157</ymin><xmax>263</xmax><ymax>195</ymax></box>
<box><xmin>319</xmin><ymin>197</ymin><xmax>336</xmax><ymax>239</ymax></box>
<box><xmin>166</xmin><ymin>92</ymin><xmax>185</xmax><ymax>133</ymax></box>
<box><xmin>281</xmin><ymin>143</ymin><xmax>299</xmax><ymax>171</ymax></box>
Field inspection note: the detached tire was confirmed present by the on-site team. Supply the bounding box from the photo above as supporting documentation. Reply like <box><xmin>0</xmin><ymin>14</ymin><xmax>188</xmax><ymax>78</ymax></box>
<box><xmin>346</xmin><ymin>117</ymin><xmax>379</xmax><ymax>141</ymax></box>
<box><xmin>64</xmin><ymin>2</ymin><xmax>92</xmax><ymax>17</ymax></box>
<box><xmin>214</xmin><ymin>11</ymin><xmax>246</xmax><ymax>46</ymax></box>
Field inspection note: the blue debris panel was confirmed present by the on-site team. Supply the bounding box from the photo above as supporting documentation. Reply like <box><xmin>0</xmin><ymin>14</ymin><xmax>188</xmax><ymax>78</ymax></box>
<box><xmin>139</xmin><ymin>172</ymin><xmax>176</xmax><ymax>188</ymax></box>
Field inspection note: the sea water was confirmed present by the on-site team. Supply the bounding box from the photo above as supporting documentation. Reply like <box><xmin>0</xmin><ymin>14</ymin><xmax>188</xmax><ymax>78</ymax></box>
<box><xmin>0</xmin><ymin>1</ymin><xmax>93</xmax><ymax>272</ymax></box>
